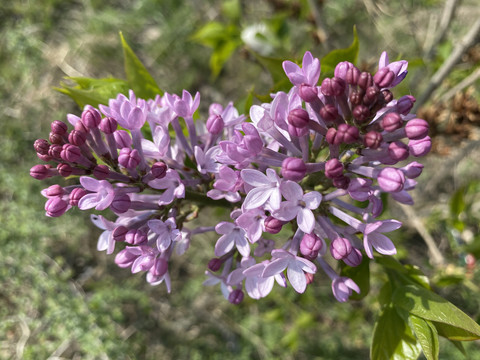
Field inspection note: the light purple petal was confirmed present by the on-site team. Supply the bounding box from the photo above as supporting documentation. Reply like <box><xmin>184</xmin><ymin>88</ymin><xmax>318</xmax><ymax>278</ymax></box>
<box><xmin>95</xmin><ymin>190</ymin><xmax>115</xmax><ymax>211</ymax></box>
<box><xmin>235</xmin><ymin>232</ymin><xmax>250</xmax><ymax>257</ymax></box>
<box><xmin>282</xmin><ymin>61</ymin><xmax>304</xmax><ymax>86</ymax></box>
<box><xmin>227</xmin><ymin>268</ymin><xmax>246</xmax><ymax>285</ymax></box>
<box><xmin>274</xmin><ymin>202</ymin><xmax>299</xmax><ymax>221</ymax></box>
<box><xmin>297</xmin><ymin>208</ymin><xmax>315</xmax><ymax>234</ymax></box>
<box><xmin>80</xmin><ymin>177</ymin><xmax>100</xmax><ymax>191</ymax></box>
<box><xmin>215</xmin><ymin>221</ymin><xmax>235</xmax><ymax>235</ymax></box>
<box><xmin>244</xmin><ymin>187</ymin><xmax>272</xmax><ymax>209</ymax></box>
<box><xmin>241</xmin><ymin>169</ymin><xmax>269</xmax><ymax>187</ymax></box>
<box><xmin>262</xmin><ymin>258</ymin><xmax>288</xmax><ymax>277</ymax></box>
<box><xmin>129</xmin><ymin>106</ymin><xmax>146</xmax><ymax>129</ymax></box>
<box><xmin>215</xmin><ymin>234</ymin><xmax>234</xmax><ymax>257</ymax></box>
<box><xmin>295</xmin><ymin>257</ymin><xmax>317</xmax><ymax>274</ymax></box>
<box><xmin>280</xmin><ymin>181</ymin><xmax>303</xmax><ymax>201</ymax></box>
<box><xmin>78</xmin><ymin>193</ymin><xmax>100</xmax><ymax>210</ymax></box>
<box><xmin>377</xmin><ymin>219</ymin><xmax>402</xmax><ymax>233</ymax></box>
<box><xmin>364</xmin><ymin>235</ymin><xmax>374</xmax><ymax>259</ymax></box>
<box><xmin>97</xmin><ymin>231</ymin><xmax>110</xmax><ymax>251</ymax></box>
<box><xmin>268</xmin><ymin>188</ymin><xmax>282</xmax><ymax>210</ymax></box>
<box><xmin>287</xmin><ymin>262</ymin><xmax>307</xmax><ymax>293</ymax></box>
<box><xmin>304</xmin><ymin>191</ymin><xmax>322</xmax><ymax>209</ymax></box>
<box><xmin>379</xmin><ymin>51</ymin><xmax>389</xmax><ymax>69</ymax></box>
<box><xmin>369</xmin><ymin>233</ymin><xmax>397</xmax><ymax>255</ymax></box>
<box><xmin>157</xmin><ymin>187</ymin><xmax>175</xmax><ymax>206</ymax></box>
<box><xmin>302</xmin><ymin>51</ymin><xmax>320</xmax><ymax>86</ymax></box>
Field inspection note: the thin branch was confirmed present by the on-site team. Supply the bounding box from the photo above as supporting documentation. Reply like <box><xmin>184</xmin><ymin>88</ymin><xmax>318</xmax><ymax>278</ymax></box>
<box><xmin>398</xmin><ymin>204</ymin><xmax>445</xmax><ymax>268</ymax></box>
<box><xmin>437</xmin><ymin>67</ymin><xmax>480</xmax><ymax>103</ymax></box>
<box><xmin>423</xmin><ymin>0</ymin><xmax>459</xmax><ymax>60</ymax></box>
<box><xmin>414</xmin><ymin>19</ymin><xmax>480</xmax><ymax>111</ymax></box>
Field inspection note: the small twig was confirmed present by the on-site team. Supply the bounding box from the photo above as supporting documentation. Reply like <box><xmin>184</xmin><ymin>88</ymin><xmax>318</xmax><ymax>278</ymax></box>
<box><xmin>423</xmin><ymin>0</ymin><xmax>459</xmax><ymax>60</ymax></box>
<box><xmin>47</xmin><ymin>339</ymin><xmax>73</xmax><ymax>360</ymax></box>
<box><xmin>437</xmin><ymin>67</ymin><xmax>480</xmax><ymax>103</ymax></box>
<box><xmin>14</xmin><ymin>317</ymin><xmax>31</xmax><ymax>360</ymax></box>
<box><xmin>414</xmin><ymin>19</ymin><xmax>480</xmax><ymax>111</ymax></box>
<box><xmin>398</xmin><ymin>204</ymin><xmax>445</xmax><ymax>267</ymax></box>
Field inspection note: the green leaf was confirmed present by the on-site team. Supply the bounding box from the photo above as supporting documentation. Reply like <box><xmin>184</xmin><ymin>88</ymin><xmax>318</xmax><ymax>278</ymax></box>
<box><xmin>191</xmin><ymin>22</ymin><xmax>228</xmax><ymax>48</ymax></box>
<box><xmin>376</xmin><ymin>256</ymin><xmax>431</xmax><ymax>290</ymax></box>
<box><xmin>392</xmin><ymin>285</ymin><xmax>480</xmax><ymax>341</ymax></box>
<box><xmin>409</xmin><ymin>315</ymin><xmax>439</xmax><ymax>360</ymax></box>
<box><xmin>221</xmin><ymin>0</ymin><xmax>241</xmax><ymax>21</ymax></box>
<box><xmin>55</xmin><ymin>77</ymin><xmax>129</xmax><ymax>108</ymax></box>
<box><xmin>449</xmin><ymin>187</ymin><xmax>466</xmax><ymax>218</ymax></box>
<box><xmin>448</xmin><ymin>339</ymin><xmax>467</xmax><ymax>357</ymax></box>
<box><xmin>371</xmin><ymin>304</ymin><xmax>422</xmax><ymax>360</ymax></box>
<box><xmin>340</xmin><ymin>256</ymin><xmax>370</xmax><ymax>300</ymax></box>
<box><xmin>320</xmin><ymin>26</ymin><xmax>359</xmax><ymax>78</ymax></box>
<box><xmin>119</xmin><ymin>32</ymin><xmax>162</xmax><ymax>100</ymax></box>
<box><xmin>210</xmin><ymin>40</ymin><xmax>241</xmax><ymax>78</ymax></box>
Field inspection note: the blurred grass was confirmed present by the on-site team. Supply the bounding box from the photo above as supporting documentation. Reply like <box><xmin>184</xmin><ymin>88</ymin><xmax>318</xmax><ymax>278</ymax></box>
<box><xmin>1</xmin><ymin>0</ymin><xmax>480</xmax><ymax>359</ymax></box>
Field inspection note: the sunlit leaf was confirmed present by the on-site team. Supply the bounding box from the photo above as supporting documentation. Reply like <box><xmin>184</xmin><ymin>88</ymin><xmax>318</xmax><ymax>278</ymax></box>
<box><xmin>371</xmin><ymin>304</ymin><xmax>422</xmax><ymax>360</ymax></box>
<box><xmin>320</xmin><ymin>26</ymin><xmax>359</xmax><ymax>78</ymax></box>
<box><xmin>409</xmin><ymin>314</ymin><xmax>439</xmax><ymax>360</ymax></box>
<box><xmin>340</xmin><ymin>256</ymin><xmax>370</xmax><ymax>300</ymax></box>
<box><xmin>120</xmin><ymin>32</ymin><xmax>162</xmax><ymax>100</ymax></box>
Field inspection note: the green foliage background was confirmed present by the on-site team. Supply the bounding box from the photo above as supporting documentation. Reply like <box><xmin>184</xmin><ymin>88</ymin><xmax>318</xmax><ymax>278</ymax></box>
<box><xmin>1</xmin><ymin>0</ymin><xmax>480</xmax><ymax>359</ymax></box>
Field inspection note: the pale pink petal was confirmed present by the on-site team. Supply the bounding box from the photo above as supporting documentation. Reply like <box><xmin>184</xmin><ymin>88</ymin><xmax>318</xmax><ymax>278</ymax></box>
<box><xmin>214</xmin><ymin>234</ymin><xmax>234</xmax><ymax>257</ymax></box>
<box><xmin>241</xmin><ymin>169</ymin><xmax>269</xmax><ymax>187</ymax></box>
<box><xmin>263</xmin><ymin>258</ymin><xmax>288</xmax><ymax>277</ymax></box>
<box><xmin>297</xmin><ymin>208</ymin><xmax>315</xmax><ymax>234</ymax></box>
<box><xmin>304</xmin><ymin>191</ymin><xmax>322</xmax><ymax>209</ymax></box>
<box><xmin>215</xmin><ymin>221</ymin><xmax>235</xmax><ymax>234</ymax></box>
<box><xmin>235</xmin><ymin>232</ymin><xmax>250</xmax><ymax>257</ymax></box>
<box><xmin>97</xmin><ymin>231</ymin><xmax>110</xmax><ymax>251</ymax></box>
<box><xmin>377</xmin><ymin>219</ymin><xmax>402</xmax><ymax>233</ymax></box>
<box><xmin>80</xmin><ymin>177</ymin><xmax>100</xmax><ymax>191</ymax></box>
<box><xmin>287</xmin><ymin>262</ymin><xmax>307</xmax><ymax>293</ymax></box>
<box><xmin>78</xmin><ymin>193</ymin><xmax>100</xmax><ymax>210</ymax></box>
<box><xmin>379</xmin><ymin>51</ymin><xmax>389</xmax><ymax>69</ymax></box>
<box><xmin>282</xmin><ymin>61</ymin><xmax>304</xmax><ymax>86</ymax></box>
<box><xmin>280</xmin><ymin>181</ymin><xmax>303</xmax><ymax>201</ymax></box>
<box><xmin>244</xmin><ymin>187</ymin><xmax>272</xmax><ymax>209</ymax></box>
<box><xmin>274</xmin><ymin>202</ymin><xmax>299</xmax><ymax>221</ymax></box>
<box><xmin>370</xmin><ymin>233</ymin><xmax>397</xmax><ymax>255</ymax></box>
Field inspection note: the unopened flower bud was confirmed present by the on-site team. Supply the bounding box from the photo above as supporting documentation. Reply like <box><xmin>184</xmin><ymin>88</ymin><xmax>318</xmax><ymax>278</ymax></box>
<box><xmin>118</xmin><ymin>148</ymin><xmax>140</xmax><ymax>169</ymax></box>
<box><xmin>382</xmin><ymin>89</ymin><xmax>393</xmax><ymax>103</ymax></box>
<box><xmin>68</xmin><ymin>129</ymin><xmax>87</xmax><ymax>146</ymax></box>
<box><xmin>99</xmin><ymin>117</ymin><xmax>118</xmax><ymax>134</ymax></box>
<box><xmin>388</xmin><ymin>141</ymin><xmax>409</xmax><ymax>162</ymax></box>
<box><xmin>330</xmin><ymin>237</ymin><xmax>352</xmax><ymax>260</ymax></box>
<box><xmin>378</xmin><ymin>167</ymin><xmax>405</xmax><ymax>192</ymax></box>
<box><xmin>353</xmin><ymin>105</ymin><xmax>370</xmax><ymax>124</ymax></box>
<box><xmin>374</xmin><ymin>67</ymin><xmax>395</xmax><ymax>88</ymax></box>
<box><xmin>114</xmin><ymin>130</ymin><xmax>132</xmax><ymax>149</ymax></box>
<box><xmin>69</xmin><ymin>187</ymin><xmax>86</xmax><ymax>206</ymax></box>
<box><xmin>93</xmin><ymin>165</ymin><xmax>110</xmax><ymax>180</ymax></box>
<box><xmin>115</xmin><ymin>248</ymin><xmax>140</xmax><ymax>268</ymax></box>
<box><xmin>51</xmin><ymin>120</ymin><xmax>68</xmax><ymax>135</ymax></box>
<box><xmin>358</xmin><ymin>72</ymin><xmax>373</xmax><ymax>90</ymax></box>
<box><xmin>300</xmin><ymin>233</ymin><xmax>323</xmax><ymax>260</ymax></box>
<box><xmin>228</xmin><ymin>289</ymin><xmax>244</xmax><ymax>305</ymax></box>
<box><xmin>110</xmin><ymin>193</ymin><xmax>131</xmax><ymax>213</ymax></box>
<box><xmin>57</xmin><ymin>163</ymin><xmax>73</xmax><ymax>177</ymax></box>
<box><xmin>49</xmin><ymin>131</ymin><xmax>64</xmax><ymax>145</ymax></box>
<box><xmin>321</xmin><ymin>77</ymin><xmax>345</xmax><ymax>96</ymax></box>
<box><xmin>45</xmin><ymin>197</ymin><xmax>68</xmax><ymax>217</ymax></box>
<box><xmin>208</xmin><ymin>258</ymin><xmax>223</xmax><ymax>272</ymax></box>
<box><xmin>343</xmin><ymin>248</ymin><xmax>363</xmax><ymax>267</ymax></box>
<box><xmin>112</xmin><ymin>226</ymin><xmax>129</xmax><ymax>242</ymax></box>
<box><xmin>299</xmin><ymin>84</ymin><xmax>318</xmax><ymax>102</ymax></box>
<box><xmin>381</xmin><ymin>112</ymin><xmax>403</xmax><ymax>132</ymax></box>
<box><xmin>364</xmin><ymin>131</ymin><xmax>383</xmax><ymax>149</ymax></box>
<box><xmin>349</xmin><ymin>89</ymin><xmax>364</xmax><ymax>106</ymax></box>
<box><xmin>81</xmin><ymin>108</ymin><xmax>102</xmax><ymax>129</ymax></box>
<box><xmin>264</xmin><ymin>216</ymin><xmax>284</xmax><ymax>234</ymax></box>
<box><xmin>402</xmin><ymin>162</ymin><xmax>424</xmax><ymax>179</ymax></box>
<box><xmin>408</xmin><ymin>136</ymin><xmax>431</xmax><ymax>157</ymax></box>
<box><xmin>363</xmin><ymin>86</ymin><xmax>379</xmax><ymax>106</ymax></box>
<box><xmin>282</xmin><ymin>157</ymin><xmax>307</xmax><ymax>182</ymax></box>
<box><xmin>61</xmin><ymin>144</ymin><xmax>81</xmax><ymax>163</ymax></box>
<box><xmin>337</xmin><ymin>124</ymin><xmax>359</xmax><ymax>144</ymax></box>
<box><xmin>44</xmin><ymin>184</ymin><xmax>64</xmax><ymax>197</ymax></box>
<box><xmin>397</xmin><ymin>95</ymin><xmax>415</xmax><ymax>115</ymax></box>
<box><xmin>288</xmin><ymin>108</ymin><xmax>310</xmax><ymax>128</ymax></box>
<box><xmin>206</xmin><ymin>114</ymin><xmax>224</xmax><ymax>135</ymax></box>
<box><xmin>325</xmin><ymin>158</ymin><xmax>344</xmax><ymax>179</ymax></box>
<box><xmin>345</xmin><ymin>66</ymin><xmax>360</xmax><ymax>85</ymax></box>
<box><xmin>405</xmin><ymin>118</ymin><xmax>429</xmax><ymax>140</ymax></box>
<box><xmin>152</xmin><ymin>258</ymin><xmax>168</xmax><ymax>277</ymax></box>
<box><xmin>34</xmin><ymin>139</ymin><xmax>50</xmax><ymax>155</ymax></box>
<box><xmin>335</xmin><ymin>61</ymin><xmax>357</xmax><ymax>82</ymax></box>
<box><xmin>48</xmin><ymin>144</ymin><xmax>62</xmax><ymax>159</ymax></box>
<box><xmin>125</xmin><ymin>229</ymin><xmax>147</xmax><ymax>245</ymax></box>
<box><xmin>320</xmin><ymin>104</ymin><xmax>339</xmax><ymax>124</ymax></box>
<box><xmin>326</xmin><ymin>127</ymin><xmax>338</xmax><ymax>145</ymax></box>
<box><xmin>30</xmin><ymin>164</ymin><xmax>50</xmax><ymax>179</ymax></box>
<box><xmin>74</xmin><ymin>120</ymin><xmax>88</xmax><ymax>133</ymax></box>
<box><xmin>151</xmin><ymin>162</ymin><xmax>167</xmax><ymax>179</ymax></box>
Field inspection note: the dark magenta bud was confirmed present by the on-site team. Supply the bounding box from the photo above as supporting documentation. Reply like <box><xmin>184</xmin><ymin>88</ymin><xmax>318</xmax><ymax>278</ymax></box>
<box><xmin>325</xmin><ymin>158</ymin><xmax>344</xmax><ymax>179</ymax></box>
<box><xmin>228</xmin><ymin>289</ymin><xmax>244</xmax><ymax>305</ymax></box>
<box><xmin>74</xmin><ymin>120</ymin><xmax>89</xmax><ymax>133</ymax></box>
<box><xmin>363</xmin><ymin>131</ymin><xmax>383</xmax><ymax>149</ymax></box>
<box><xmin>299</xmin><ymin>84</ymin><xmax>318</xmax><ymax>103</ymax></box>
<box><xmin>349</xmin><ymin>89</ymin><xmax>364</xmax><ymax>106</ymax></box>
<box><xmin>49</xmin><ymin>132</ymin><xmax>64</xmax><ymax>145</ymax></box>
<box><xmin>206</xmin><ymin>114</ymin><xmax>224</xmax><ymax>135</ymax></box>
<box><xmin>288</xmin><ymin>108</ymin><xmax>310</xmax><ymax>128</ymax></box>
<box><xmin>388</xmin><ymin>141</ymin><xmax>409</xmax><ymax>162</ymax></box>
<box><xmin>264</xmin><ymin>216</ymin><xmax>284</xmax><ymax>234</ymax></box>
<box><xmin>381</xmin><ymin>112</ymin><xmax>403</xmax><ymax>132</ymax></box>
<box><xmin>321</xmin><ymin>77</ymin><xmax>346</xmax><ymax>96</ymax></box>
<box><xmin>112</xmin><ymin>226</ymin><xmax>129</xmax><ymax>242</ymax></box>
<box><xmin>61</xmin><ymin>144</ymin><xmax>81</xmax><ymax>163</ymax></box>
<box><xmin>57</xmin><ymin>163</ymin><xmax>73</xmax><ymax>177</ymax></box>
<box><xmin>125</xmin><ymin>229</ymin><xmax>147</xmax><ymax>245</ymax></box>
<box><xmin>346</xmin><ymin>66</ymin><xmax>360</xmax><ymax>85</ymax></box>
<box><xmin>81</xmin><ymin>108</ymin><xmax>102</xmax><ymax>129</ymax></box>
<box><xmin>34</xmin><ymin>139</ymin><xmax>50</xmax><ymax>155</ymax></box>
<box><xmin>300</xmin><ymin>233</ymin><xmax>323</xmax><ymax>260</ymax></box>
<box><xmin>45</xmin><ymin>197</ymin><xmax>68</xmax><ymax>217</ymax></box>
<box><xmin>48</xmin><ymin>144</ymin><xmax>62</xmax><ymax>160</ymax></box>
<box><xmin>45</xmin><ymin>184</ymin><xmax>64</xmax><ymax>197</ymax></box>
<box><xmin>332</xmin><ymin>175</ymin><xmax>350</xmax><ymax>189</ymax></box>
<box><xmin>37</xmin><ymin>153</ymin><xmax>52</xmax><ymax>162</ymax></box>
<box><xmin>363</xmin><ymin>86</ymin><xmax>379</xmax><ymax>106</ymax></box>
<box><xmin>352</xmin><ymin>105</ymin><xmax>371</xmax><ymax>124</ymax></box>
<box><xmin>151</xmin><ymin>162</ymin><xmax>168</xmax><ymax>179</ymax></box>
<box><xmin>326</xmin><ymin>127</ymin><xmax>338</xmax><ymax>145</ymax></box>
<box><xmin>319</xmin><ymin>104</ymin><xmax>339</xmax><ymax>124</ymax></box>
<box><xmin>382</xmin><ymin>89</ymin><xmax>393</xmax><ymax>103</ymax></box>
<box><xmin>282</xmin><ymin>157</ymin><xmax>307</xmax><ymax>182</ymax></box>
<box><xmin>405</xmin><ymin>118</ymin><xmax>429</xmax><ymax>140</ymax></box>
<box><xmin>330</xmin><ymin>237</ymin><xmax>352</xmax><ymax>260</ymax></box>
<box><xmin>397</xmin><ymin>95</ymin><xmax>415</xmax><ymax>115</ymax></box>
<box><xmin>335</xmin><ymin>61</ymin><xmax>356</xmax><ymax>81</ymax></box>
<box><xmin>69</xmin><ymin>187</ymin><xmax>86</xmax><ymax>206</ymax></box>
<box><xmin>30</xmin><ymin>164</ymin><xmax>50</xmax><ymax>180</ymax></box>
<box><xmin>374</xmin><ymin>67</ymin><xmax>395</xmax><ymax>88</ymax></box>
<box><xmin>337</xmin><ymin>124</ymin><xmax>359</xmax><ymax>144</ymax></box>
<box><xmin>51</xmin><ymin>121</ymin><xmax>68</xmax><ymax>135</ymax></box>
<box><xmin>93</xmin><ymin>165</ymin><xmax>110</xmax><ymax>180</ymax></box>
<box><xmin>68</xmin><ymin>129</ymin><xmax>87</xmax><ymax>146</ymax></box>
<box><xmin>99</xmin><ymin>117</ymin><xmax>118</xmax><ymax>134</ymax></box>
<box><xmin>208</xmin><ymin>258</ymin><xmax>224</xmax><ymax>272</ymax></box>
<box><xmin>118</xmin><ymin>148</ymin><xmax>140</xmax><ymax>169</ymax></box>
<box><xmin>110</xmin><ymin>193</ymin><xmax>131</xmax><ymax>213</ymax></box>
<box><xmin>114</xmin><ymin>130</ymin><xmax>132</xmax><ymax>149</ymax></box>
<box><xmin>358</xmin><ymin>72</ymin><xmax>373</xmax><ymax>90</ymax></box>
<box><xmin>343</xmin><ymin>248</ymin><xmax>363</xmax><ymax>267</ymax></box>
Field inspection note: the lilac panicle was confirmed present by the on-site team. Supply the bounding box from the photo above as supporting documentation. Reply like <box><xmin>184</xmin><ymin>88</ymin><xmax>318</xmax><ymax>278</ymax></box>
<box><xmin>31</xmin><ymin>49</ymin><xmax>430</xmax><ymax>302</ymax></box>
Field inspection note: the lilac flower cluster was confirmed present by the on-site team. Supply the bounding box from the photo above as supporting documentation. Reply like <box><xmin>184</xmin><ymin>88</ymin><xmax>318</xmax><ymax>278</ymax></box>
<box><xmin>31</xmin><ymin>51</ymin><xmax>430</xmax><ymax>303</ymax></box>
